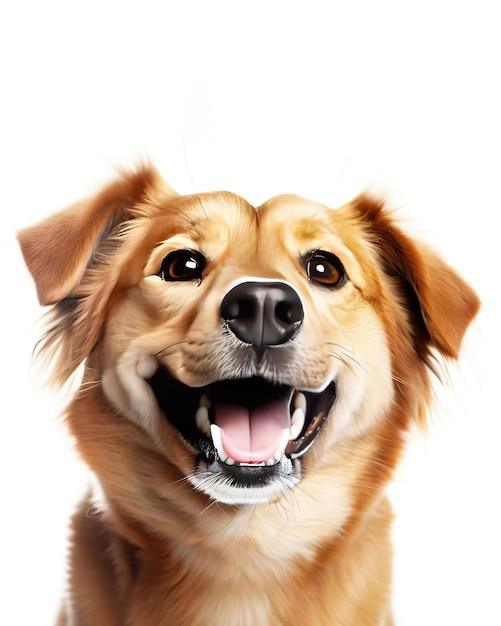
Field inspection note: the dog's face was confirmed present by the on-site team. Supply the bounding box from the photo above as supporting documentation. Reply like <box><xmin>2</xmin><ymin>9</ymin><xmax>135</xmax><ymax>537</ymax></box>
<box><xmin>18</xmin><ymin>166</ymin><xmax>479</xmax><ymax>513</ymax></box>
<box><xmin>100</xmin><ymin>192</ymin><xmax>396</xmax><ymax>505</ymax></box>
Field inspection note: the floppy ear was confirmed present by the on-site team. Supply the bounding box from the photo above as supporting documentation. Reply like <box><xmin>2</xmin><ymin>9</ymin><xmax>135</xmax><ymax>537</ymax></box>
<box><xmin>17</xmin><ymin>163</ymin><xmax>176</xmax><ymax>384</ymax></box>
<box><xmin>352</xmin><ymin>195</ymin><xmax>480</xmax><ymax>360</ymax></box>
<box><xmin>18</xmin><ymin>164</ymin><xmax>168</xmax><ymax>305</ymax></box>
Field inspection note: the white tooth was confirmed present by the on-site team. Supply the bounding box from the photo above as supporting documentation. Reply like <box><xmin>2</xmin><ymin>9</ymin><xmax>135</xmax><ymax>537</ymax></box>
<box><xmin>289</xmin><ymin>407</ymin><xmax>305</xmax><ymax>440</ymax></box>
<box><xmin>225</xmin><ymin>456</ymin><xmax>235</xmax><ymax>466</ymax></box>
<box><xmin>199</xmin><ymin>393</ymin><xmax>211</xmax><ymax>409</ymax></box>
<box><xmin>274</xmin><ymin>447</ymin><xmax>285</xmax><ymax>463</ymax></box>
<box><xmin>238</xmin><ymin>461</ymin><xmax>266</xmax><ymax>467</ymax></box>
<box><xmin>195</xmin><ymin>406</ymin><xmax>211</xmax><ymax>435</ymax></box>
<box><xmin>279</xmin><ymin>428</ymin><xmax>290</xmax><ymax>450</ymax></box>
<box><xmin>265</xmin><ymin>430</ymin><xmax>289</xmax><ymax>465</ymax></box>
<box><xmin>210</xmin><ymin>424</ymin><xmax>229</xmax><ymax>463</ymax></box>
<box><xmin>293</xmin><ymin>391</ymin><xmax>307</xmax><ymax>413</ymax></box>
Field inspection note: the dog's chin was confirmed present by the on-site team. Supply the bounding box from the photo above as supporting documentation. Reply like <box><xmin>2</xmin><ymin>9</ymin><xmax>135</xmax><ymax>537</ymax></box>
<box><xmin>147</xmin><ymin>365</ymin><xmax>336</xmax><ymax>505</ymax></box>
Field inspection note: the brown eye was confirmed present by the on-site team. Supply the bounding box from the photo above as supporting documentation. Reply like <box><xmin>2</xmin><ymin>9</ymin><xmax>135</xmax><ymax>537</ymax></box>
<box><xmin>305</xmin><ymin>251</ymin><xmax>346</xmax><ymax>287</ymax></box>
<box><xmin>158</xmin><ymin>250</ymin><xmax>206</xmax><ymax>282</ymax></box>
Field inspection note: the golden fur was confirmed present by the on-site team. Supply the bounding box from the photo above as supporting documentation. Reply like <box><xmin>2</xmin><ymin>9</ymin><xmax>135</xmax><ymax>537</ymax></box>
<box><xmin>18</xmin><ymin>165</ymin><xmax>479</xmax><ymax>625</ymax></box>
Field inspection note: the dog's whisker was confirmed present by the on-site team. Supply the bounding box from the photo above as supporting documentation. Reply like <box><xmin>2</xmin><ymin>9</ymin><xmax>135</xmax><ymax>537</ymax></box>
<box><xmin>78</xmin><ymin>379</ymin><xmax>102</xmax><ymax>390</ymax></box>
<box><xmin>272</xmin><ymin>500</ymin><xmax>289</xmax><ymax>526</ymax></box>
<box><xmin>327</xmin><ymin>351</ymin><xmax>364</xmax><ymax>377</ymax></box>
<box><xmin>325</xmin><ymin>343</ymin><xmax>430</xmax><ymax>395</ymax></box>
<box><xmin>390</xmin><ymin>374</ymin><xmax>430</xmax><ymax>395</ymax></box>
<box><xmin>154</xmin><ymin>334</ymin><xmax>218</xmax><ymax>360</ymax></box>
<box><xmin>292</xmin><ymin>482</ymin><xmax>323</xmax><ymax>506</ymax></box>
<box><xmin>155</xmin><ymin>478</ymin><xmax>193</xmax><ymax>501</ymax></box>
<box><xmin>154</xmin><ymin>340</ymin><xmax>188</xmax><ymax>358</ymax></box>
<box><xmin>276</xmin><ymin>489</ymin><xmax>300</xmax><ymax>523</ymax></box>
<box><xmin>197</xmin><ymin>496</ymin><xmax>221</xmax><ymax>517</ymax></box>
<box><xmin>164</xmin><ymin>474</ymin><xmax>193</xmax><ymax>489</ymax></box>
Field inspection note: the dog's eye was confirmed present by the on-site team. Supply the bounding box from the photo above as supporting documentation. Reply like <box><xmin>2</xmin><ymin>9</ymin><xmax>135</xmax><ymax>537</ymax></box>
<box><xmin>305</xmin><ymin>251</ymin><xmax>346</xmax><ymax>287</ymax></box>
<box><xmin>158</xmin><ymin>250</ymin><xmax>206</xmax><ymax>282</ymax></box>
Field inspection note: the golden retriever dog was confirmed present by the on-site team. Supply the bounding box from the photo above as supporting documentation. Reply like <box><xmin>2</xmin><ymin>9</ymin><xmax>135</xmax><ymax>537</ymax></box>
<box><xmin>18</xmin><ymin>164</ymin><xmax>479</xmax><ymax>626</ymax></box>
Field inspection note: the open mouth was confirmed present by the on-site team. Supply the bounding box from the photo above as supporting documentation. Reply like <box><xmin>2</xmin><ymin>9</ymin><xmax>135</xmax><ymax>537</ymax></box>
<box><xmin>148</xmin><ymin>366</ymin><xmax>336</xmax><ymax>472</ymax></box>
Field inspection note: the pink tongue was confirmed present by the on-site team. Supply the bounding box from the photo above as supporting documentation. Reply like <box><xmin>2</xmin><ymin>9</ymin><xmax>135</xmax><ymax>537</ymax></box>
<box><xmin>214</xmin><ymin>397</ymin><xmax>290</xmax><ymax>463</ymax></box>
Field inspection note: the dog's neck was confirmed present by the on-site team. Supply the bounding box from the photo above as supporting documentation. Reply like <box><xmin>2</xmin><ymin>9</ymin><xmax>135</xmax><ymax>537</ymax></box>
<box><xmin>78</xmin><ymin>474</ymin><xmax>393</xmax><ymax>625</ymax></box>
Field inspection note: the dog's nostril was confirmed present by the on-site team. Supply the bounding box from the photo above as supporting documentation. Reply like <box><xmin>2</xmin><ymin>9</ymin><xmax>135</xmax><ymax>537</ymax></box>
<box><xmin>225</xmin><ymin>296</ymin><xmax>255</xmax><ymax>321</ymax></box>
<box><xmin>221</xmin><ymin>281</ymin><xmax>304</xmax><ymax>354</ymax></box>
<box><xmin>275</xmin><ymin>300</ymin><xmax>301</xmax><ymax>325</ymax></box>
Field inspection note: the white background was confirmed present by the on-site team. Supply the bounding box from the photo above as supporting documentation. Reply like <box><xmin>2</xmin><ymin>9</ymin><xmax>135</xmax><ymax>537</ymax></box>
<box><xmin>1</xmin><ymin>1</ymin><xmax>499</xmax><ymax>624</ymax></box>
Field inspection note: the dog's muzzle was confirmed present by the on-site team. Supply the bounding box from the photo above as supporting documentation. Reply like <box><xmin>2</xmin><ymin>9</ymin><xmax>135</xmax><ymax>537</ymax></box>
<box><xmin>147</xmin><ymin>280</ymin><xmax>336</xmax><ymax>504</ymax></box>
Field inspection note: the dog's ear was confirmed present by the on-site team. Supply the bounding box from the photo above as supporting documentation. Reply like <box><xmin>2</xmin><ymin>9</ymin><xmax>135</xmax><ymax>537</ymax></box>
<box><xmin>351</xmin><ymin>195</ymin><xmax>480</xmax><ymax>360</ymax></box>
<box><xmin>18</xmin><ymin>164</ymin><xmax>170</xmax><ymax>305</ymax></box>
<box><xmin>18</xmin><ymin>164</ymin><xmax>177</xmax><ymax>384</ymax></box>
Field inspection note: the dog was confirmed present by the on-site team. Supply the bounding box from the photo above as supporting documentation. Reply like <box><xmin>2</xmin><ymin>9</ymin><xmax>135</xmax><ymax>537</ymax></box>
<box><xmin>18</xmin><ymin>164</ymin><xmax>479</xmax><ymax>625</ymax></box>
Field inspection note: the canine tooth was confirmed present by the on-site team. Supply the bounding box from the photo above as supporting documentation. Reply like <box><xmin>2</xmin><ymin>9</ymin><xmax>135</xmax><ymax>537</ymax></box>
<box><xmin>293</xmin><ymin>391</ymin><xmax>307</xmax><ymax>413</ymax></box>
<box><xmin>274</xmin><ymin>447</ymin><xmax>285</xmax><ymax>463</ymax></box>
<box><xmin>270</xmin><ymin>451</ymin><xmax>284</xmax><ymax>465</ymax></box>
<box><xmin>275</xmin><ymin>429</ymin><xmax>289</xmax><ymax>461</ymax></box>
<box><xmin>289</xmin><ymin>407</ymin><xmax>305</xmax><ymax>440</ymax></box>
<box><xmin>279</xmin><ymin>428</ymin><xmax>290</xmax><ymax>450</ymax></box>
<box><xmin>210</xmin><ymin>424</ymin><xmax>229</xmax><ymax>463</ymax></box>
<box><xmin>199</xmin><ymin>393</ymin><xmax>211</xmax><ymax>409</ymax></box>
<box><xmin>195</xmin><ymin>406</ymin><xmax>211</xmax><ymax>435</ymax></box>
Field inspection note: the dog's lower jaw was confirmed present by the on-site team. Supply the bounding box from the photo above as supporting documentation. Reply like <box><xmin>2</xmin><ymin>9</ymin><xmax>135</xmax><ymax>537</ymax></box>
<box><xmin>188</xmin><ymin>454</ymin><xmax>302</xmax><ymax>505</ymax></box>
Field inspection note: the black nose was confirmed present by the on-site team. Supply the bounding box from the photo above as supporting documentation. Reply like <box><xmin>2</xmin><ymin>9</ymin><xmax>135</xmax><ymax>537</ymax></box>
<box><xmin>220</xmin><ymin>281</ymin><xmax>304</xmax><ymax>357</ymax></box>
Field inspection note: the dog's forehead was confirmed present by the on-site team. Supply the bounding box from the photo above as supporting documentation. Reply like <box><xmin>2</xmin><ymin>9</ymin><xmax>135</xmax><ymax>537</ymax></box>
<box><xmin>146</xmin><ymin>191</ymin><xmax>368</xmax><ymax>284</ymax></box>
<box><xmin>173</xmin><ymin>191</ymin><xmax>258</xmax><ymax>238</ymax></box>
<box><xmin>257</xmin><ymin>194</ymin><xmax>336</xmax><ymax>238</ymax></box>
<box><xmin>168</xmin><ymin>192</ymin><xmax>352</xmax><ymax>245</ymax></box>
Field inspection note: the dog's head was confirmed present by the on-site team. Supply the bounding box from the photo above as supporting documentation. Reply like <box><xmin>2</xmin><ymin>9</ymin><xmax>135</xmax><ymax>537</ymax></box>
<box><xmin>18</xmin><ymin>165</ymin><xmax>479</xmax><ymax>509</ymax></box>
